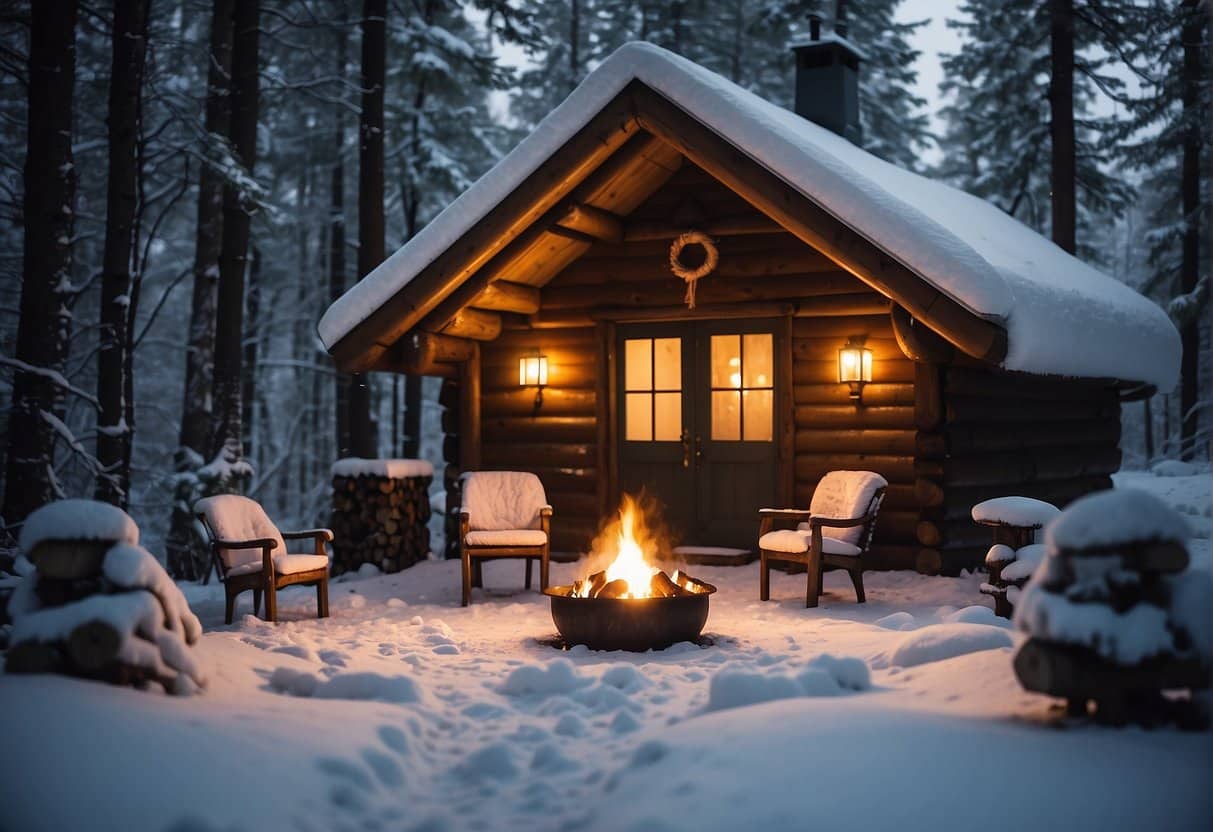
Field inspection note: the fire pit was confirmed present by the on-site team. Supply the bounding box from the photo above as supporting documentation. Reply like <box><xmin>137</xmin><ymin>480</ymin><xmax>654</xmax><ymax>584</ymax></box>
<box><xmin>544</xmin><ymin>494</ymin><xmax>717</xmax><ymax>652</ymax></box>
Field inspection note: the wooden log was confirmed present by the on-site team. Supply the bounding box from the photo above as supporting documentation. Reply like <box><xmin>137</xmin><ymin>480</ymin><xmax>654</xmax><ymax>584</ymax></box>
<box><xmin>793</xmin><ymin>358</ymin><xmax>915</xmax><ymax>384</ymax></box>
<box><xmin>573</xmin><ymin>232</ymin><xmax>829</xmax><ymax>270</ymax></box>
<box><xmin>631</xmin><ymin>84</ymin><xmax>1007</xmax><ymax>364</ymax></box>
<box><xmin>4</xmin><ymin>640</ymin><xmax>66</xmax><ymax>675</ymax></box>
<box><xmin>914</xmin><ymin>477</ymin><xmax>945</xmax><ymax>509</ymax></box>
<box><xmin>470</xmin><ymin>280</ymin><xmax>541</xmax><ymax>315</ymax></box>
<box><xmin>596</xmin><ymin>578</ymin><xmax>631</xmax><ymax>599</ymax></box>
<box><xmin>794</xmin><ymin>429</ymin><xmax>916</xmax><ymax>455</ymax></box>
<box><xmin>1013</xmin><ymin>638</ymin><xmax>1210</xmax><ymax>700</ymax></box>
<box><xmin>460</xmin><ymin>344</ymin><xmax>481</xmax><ymax>471</ymax></box>
<box><xmin>915</xmin><ymin>548</ymin><xmax>942</xmax><ymax>575</ymax></box>
<box><xmin>540</xmin><ymin>271</ymin><xmax>863</xmax><ymax>310</ymax></box>
<box><xmin>481</xmin><ymin>387</ymin><xmax>596</xmax><ymax>417</ymax></box>
<box><xmin>67</xmin><ymin>620</ymin><xmax>123</xmax><ymax>672</ymax></box>
<box><xmin>491</xmin><ymin>327</ymin><xmax>597</xmax><ymax>350</ymax></box>
<box><xmin>794</xmin><ymin>404</ymin><xmax>916</xmax><ymax>430</ymax></box>
<box><xmin>585</xmin><ymin>301</ymin><xmax>796</xmax><ymax>324</ymax></box>
<box><xmin>794</xmin><ymin>453</ymin><xmax>915</xmax><ymax>484</ymax></box>
<box><xmin>548</xmin><ymin>491</ymin><xmax>600</xmax><ymax>518</ymax></box>
<box><xmin>946</xmin><ymin>396</ymin><xmax>1117</xmax><ymax>424</ymax></box>
<box><xmin>482</xmin><ymin>442</ymin><xmax>596</xmax><ymax>469</ymax></box>
<box><xmin>862</xmin><ymin>543</ymin><xmax>922</xmax><ymax>571</ymax></box>
<box><xmin>890</xmin><ymin>304</ymin><xmax>954</xmax><ymax>363</ymax></box>
<box><xmin>482</xmin><ymin>415</ymin><xmax>598</xmax><ymax>444</ymax></box>
<box><xmin>941</xmin><ymin>447</ymin><xmax>1122</xmax><ymax>487</ymax></box>
<box><xmin>441</xmin><ymin>307</ymin><xmax>502</xmax><ymax>341</ymax></box>
<box><xmin>914</xmin><ymin>362</ymin><xmax>943</xmax><ymax>431</ymax></box>
<box><xmin>874</xmin><ymin>510</ymin><xmax>920</xmax><ymax>541</ymax></box>
<box><xmin>793</xmin><ymin>294</ymin><xmax>892</xmax><ymax>317</ymax></box>
<box><xmin>26</xmin><ymin>540</ymin><xmax>109</xmax><ymax>580</ymax></box>
<box><xmin>793</xmin><ymin>314</ymin><xmax>893</xmax><ymax>338</ymax></box>
<box><xmin>940</xmin><ymin>476</ymin><xmax>1112</xmax><ymax>520</ymax></box>
<box><xmin>482</xmin><ymin>360</ymin><xmax>597</xmax><ymax>391</ymax></box>
<box><xmin>555</xmin><ymin>202</ymin><xmax>624</xmax><ymax>242</ymax></box>
<box><xmin>794</xmin><ymin>382</ymin><xmax>915</xmax><ymax>406</ymax></box>
<box><xmin>329</xmin><ymin>94</ymin><xmax>640</xmax><ymax>371</ymax></box>
<box><xmin>793</xmin><ymin>336</ymin><xmax>904</xmax><ymax>363</ymax></box>
<box><xmin>623</xmin><ymin>213</ymin><xmax>785</xmax><ymax>241</ymax></box>
<box><xmin>945</xmin><ymin>366</ymin><xmax>1115</xmax><ymax>402</ymax></box>
<box><xmin>937</xmin><ymin>420</ymin><xmax>1122</xmax><ymax>455</ymax></box>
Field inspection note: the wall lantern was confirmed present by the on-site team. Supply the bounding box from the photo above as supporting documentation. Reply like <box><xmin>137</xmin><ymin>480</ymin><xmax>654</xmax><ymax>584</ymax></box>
<box><xmin>519</xmin><ymin>352</ymin><xmax>548</xmax><ymax>407</ymax></box>
<box><xmin>838</xmin><ymin>336</ymin><xmax>872</xmax><ymax>401</ymax></box>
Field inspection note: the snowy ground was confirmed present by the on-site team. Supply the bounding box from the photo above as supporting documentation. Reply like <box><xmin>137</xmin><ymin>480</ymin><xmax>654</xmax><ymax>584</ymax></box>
<box><xmin>2</xmin><ymin>469</ymin><xmax>1210</xmax><ymax>832</ymax></box>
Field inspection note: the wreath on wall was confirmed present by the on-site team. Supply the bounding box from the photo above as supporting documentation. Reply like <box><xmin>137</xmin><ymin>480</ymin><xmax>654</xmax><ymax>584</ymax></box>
<box><xmin>668</xmin><ymin>231</ymin><xmax>718</xmax><ymax>309</ymax></box>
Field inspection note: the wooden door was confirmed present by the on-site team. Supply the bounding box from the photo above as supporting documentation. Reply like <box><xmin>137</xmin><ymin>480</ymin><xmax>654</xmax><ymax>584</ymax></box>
<box><xmin>616</xmin><ymin>319</ymin><xmax>780</xmax><ymax>549</ymax></box>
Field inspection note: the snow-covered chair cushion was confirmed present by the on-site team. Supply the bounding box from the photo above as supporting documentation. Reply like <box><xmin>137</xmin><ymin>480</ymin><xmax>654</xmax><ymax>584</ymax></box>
<box><xmin>464</xmin><ymin>530</ymin><xmax>549</xmax><ymax>547</ymax></box>
<box><xmin>227</xmin><ymin>553</ymin><xmax>330</xmax><ymax>578</ymax></box>
<box><xmin>462</xmin><ymin>471</ymin><xmax>549</xmax><ymax>532</ymax></box>
<box><xmin>800</xmin><ymin>470</ymin><xmax>888</xmax><ymax>547</ymax></box>
<box><xmin>758</xmin><ymin>529</ymin><xmax>861</xmax><ymax>556</ymax></box>
<box><xmin>194</xmin><ymin>494</ymin><xmax>287</xmax><ymax>574</ymax></box>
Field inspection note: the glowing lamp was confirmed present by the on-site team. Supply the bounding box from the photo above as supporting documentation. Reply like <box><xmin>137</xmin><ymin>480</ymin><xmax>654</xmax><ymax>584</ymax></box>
<box><xmin>518</xmin><ymin>354</ymin><xmax>548</xmax><ymax>387</ymax></box>
<box><xmin>838</xmin><ymin>337</ymin><xmax>872</xmax><ymax>401</ymax></box>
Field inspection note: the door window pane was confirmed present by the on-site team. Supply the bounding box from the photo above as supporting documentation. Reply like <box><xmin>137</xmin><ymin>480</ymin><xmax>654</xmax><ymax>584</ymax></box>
<box><xmin>711</xmin><ymin>391</ymin><xmax>741</xmax><ymax>440</ymax></box>
<box><xmin>743</xmin><ymin>390</ymin><xmax>773</xmax><ymax>441</ymax></box>
<box><xmin>653</xmin><ymin>338</ymin><xmax>681</xmax><ymax>390</ymax></box>
<box><xmin>625</xmin><ymin>393</ymin><xmax>652</xmax><ymax>441</ymax></box>
<box><xmin>625</xmin><ymin>339</ymin><xmax>652</xmax><ymax>391</ymax></box>
<box><xmin>654</xmin><ymin>392</ymin><xmax>682</xmax><ymax>441</ymax></box>
<box><xmin>743</xmin><ymin>334</ymin><xmax>773</xmax><ymax>388</ymax></box>
<box><xmin>711</xmin><ymin>335</ymin><xmax>741</xmax><ymax>388</ymax></box>
<box><xmin>710</xmin><ymin>331</ymin><xmax>774</xmax><ymax>442</ymax></box>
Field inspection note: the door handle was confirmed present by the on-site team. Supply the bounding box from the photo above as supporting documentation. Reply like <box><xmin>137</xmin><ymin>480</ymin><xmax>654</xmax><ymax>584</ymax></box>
<box><xmin>695</xmin><ymin>434</ymin><xmax>703</xmax><ymax>463</ymax></box>
<box><xmin>681</xmin><ymin>428</ymin><xmax>692</xmax><ymax>469</ymax></box>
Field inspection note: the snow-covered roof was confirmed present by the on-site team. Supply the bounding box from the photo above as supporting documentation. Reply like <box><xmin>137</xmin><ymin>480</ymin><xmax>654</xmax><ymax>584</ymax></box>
<box><xmin>319</xmin><ymin>42</ymin><xmax>1180</xmax><ymax>389</ymax></box>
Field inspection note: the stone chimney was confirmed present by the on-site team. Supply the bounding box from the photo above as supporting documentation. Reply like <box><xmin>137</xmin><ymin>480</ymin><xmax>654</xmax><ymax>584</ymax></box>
<box><xmin>791</xmin><ymin>4</ymin><xmax>864</xmax><ymax>144</ymax></box>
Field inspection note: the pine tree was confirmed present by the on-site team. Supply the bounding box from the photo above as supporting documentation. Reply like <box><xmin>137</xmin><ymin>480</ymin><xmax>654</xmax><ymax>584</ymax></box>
<box><xmin>3</xmin><ymin>0</ymin><xmax>79</xmax><ymax>526</ymax></box>
<box><xmin>936</xmin><ymin>0</ymin><xmax>1131</xmax><ymax>257</ymax></box>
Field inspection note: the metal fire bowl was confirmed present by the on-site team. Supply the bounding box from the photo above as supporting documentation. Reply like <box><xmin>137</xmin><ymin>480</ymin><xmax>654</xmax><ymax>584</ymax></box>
<box><xmin>543</xmin><ymin>580</ymin><xmax>717</xmax><ymax>652</ymax></box>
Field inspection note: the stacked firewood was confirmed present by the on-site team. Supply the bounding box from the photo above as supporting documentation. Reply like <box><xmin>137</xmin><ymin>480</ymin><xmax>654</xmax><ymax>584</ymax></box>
<box><xmin>980</xmin><ymin>543</ymin><xmax>1045</xmax><ymax>618</ymax></box>
<box><xmin>5</xmin><ymin>499</ymin><xmax>206</xmax><ymax>695</ymax></box>
<box><xmin>330</xmin><ymin>460</ymin><xmax>432</xmax><ymax>574</ymax></box>
<box><xmin>1013</xmin><ymin>490</ymin><xmax>1210</xmax><ymax>727</ymax></box>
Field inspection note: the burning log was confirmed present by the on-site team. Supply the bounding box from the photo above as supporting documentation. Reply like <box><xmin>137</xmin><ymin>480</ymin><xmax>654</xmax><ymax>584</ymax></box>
<box><xmin>649</xmin><ymin>571</ymin><xmax>686</xmax><ymax>598</ymax></box>
<box><xmin>586</xmin><ymin>571</ymin><xmax>608</xmax><ymax>598</ymax></box>
<box><xmin>596</xmin><ymin>579</ymin><xmax>631</xmax><ymax>599</ymax></box>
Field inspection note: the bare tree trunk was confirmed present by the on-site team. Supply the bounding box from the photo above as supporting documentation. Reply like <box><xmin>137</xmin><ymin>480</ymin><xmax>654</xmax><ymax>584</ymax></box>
<box><xmin>569</xmin><ymin>0</ymin><xmax>579</xmax><ymax>90</ymax></box>
<box><xmin>1049</xmin><ymin>0</ymin><xmax>1076</xmax><ymax>254</ymax></box>
<box><xmin>1179</xmin><ymin>0</ymin><xmax>1204</xmax><ymax>460</ymax></box>
<box><xmin>95</xmin><ymin>0</ymin><xmax>150</xmax><ymax>508</ymax></box>
<box><xmin>3</xmin><ymin>0</ymin><xmax>78</xmax><ymax>526</ymax></box>
<box><xmin>330</xmin><ymin>16</ymin><xmax>352</xmax><ymax>459</ymax></box>
<box><xmin>166</xmin><ymin>0</ymin><xmax>232</xmax><ymax>579</ymax></box>
<box><xmin>209</xmin><ymin>0</ymin><xmax>259</xmax><ymax>484</ymax></box>
<box><xmin>350</xmin><ymin>0</ymin><xmax>385</xmax><ymax>459</ymax></box>
<box><xmin>241</xmin><ymin>245</ymin><xmax>260</xmax><ymax>465</ymax></box>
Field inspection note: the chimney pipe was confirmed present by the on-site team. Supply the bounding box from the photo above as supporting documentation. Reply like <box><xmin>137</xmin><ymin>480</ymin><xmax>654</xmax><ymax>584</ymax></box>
<box><xmin>790</xmin><ymin>7</ymin><xmax>863</xmax><ymax>144</ymax></box>
<box><xmin>808</xmin><ymin>13</ymin><xmax>822</xmax><ymax>41</ymax></box>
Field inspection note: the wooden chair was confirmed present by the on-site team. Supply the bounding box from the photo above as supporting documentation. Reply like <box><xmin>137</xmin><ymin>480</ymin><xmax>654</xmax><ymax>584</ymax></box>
<box><xmin>457</xmin><ymin>471</ymin><xmax>552</xmax><ymax>606</ymax></box>
<box><xmin>758</xmin><ymin>470</ymin><xmax>887</xmax><ymax>608</ymax></box>
<box><xmin>194</xmin><ymin>494</ymin><xmax>332</xmax><ymax>624</ymax></box>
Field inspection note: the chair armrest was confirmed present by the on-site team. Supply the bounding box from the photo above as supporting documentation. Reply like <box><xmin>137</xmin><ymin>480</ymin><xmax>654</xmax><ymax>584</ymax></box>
<box><xmin>455</xmin><ymin>507</ymin><xmax>469</xmax><ymax>518</ymax></box>
<box><xmin>758</xmin><ymin>508</ymin><xmax>811</xmax><ymax>519</ymax></box>
<box><xmin>539</xmin><ymin>505</ymin><xmax>554</xmax><ymax>517</ymax></box>
<box><xmin>282</xmin><ymin>529</ymin><xmax>334</xmax><ymax>543</ymax></box>
<box><xmin>212</xmin><ymin>537</ymin><xmax>279</xmax><ymax>551</ymax></box>
<box><xmin>808</xmin><ymin>515</ymin><xmax>869</xmax><ymax>530</ymax></box>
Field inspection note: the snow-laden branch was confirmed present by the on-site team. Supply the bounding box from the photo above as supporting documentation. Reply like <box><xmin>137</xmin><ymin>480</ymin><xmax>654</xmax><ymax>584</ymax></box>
<box><xmin>0</xmin><ymin>356</ymin><xmax>101</xmax><ymax>410</ymax></box>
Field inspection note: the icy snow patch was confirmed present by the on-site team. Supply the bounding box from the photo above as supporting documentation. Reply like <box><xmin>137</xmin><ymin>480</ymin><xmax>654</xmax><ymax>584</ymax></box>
<box><xmin>331</xmin><ymin>458</ymin><xmax>434</xmax><ymax>479</ymax></box>
<box><xmin>885</xmin><ymin>623</ymin><xmax>1013</xmax><ymax>668</ymax></box>
<box><xmin>18</xmin><ymin>498</ymin><xmax>139</xmax><ymax>553</ymax></box>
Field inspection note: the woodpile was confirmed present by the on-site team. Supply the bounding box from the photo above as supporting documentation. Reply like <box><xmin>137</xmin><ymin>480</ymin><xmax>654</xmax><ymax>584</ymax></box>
<box><xmin>5</xmin><ymin>500</ymin><xmax>206</xmax><ymax>695</ymax></box>
<box><xmin>1013</xmin><ymin>490</ymin><xmax>1210</xmax><ymax>728</ymax></box>
<box><xmin>330</xmin><ymin>460</ymin><xmax>433</xmax><ymax>574</ymax></box>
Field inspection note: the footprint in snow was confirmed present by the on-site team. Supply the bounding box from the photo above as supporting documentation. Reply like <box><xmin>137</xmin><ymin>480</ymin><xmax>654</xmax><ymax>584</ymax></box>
<box><xmin>361</xmin><ymin>747</ymin><xmax>405</xmax><ymax>788</ymax></box>
<box><xmin>271</xmin><ymin>644</ymin><xmax>313</xmax><ymax>660</ymax></box>
<box><xmin>377</xmin><ymin>724</ymin><xmax>409</xmax><ymax>755</ymax></box>
<box><xmin>318</xmin><ymin>648</ymin><xmax>349</xmax><ymax>668</ymax></box>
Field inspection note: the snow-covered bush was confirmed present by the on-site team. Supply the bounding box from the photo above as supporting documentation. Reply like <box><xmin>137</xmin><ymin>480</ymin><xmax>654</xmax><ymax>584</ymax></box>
<box><xmin>5</xmin><ymin>500</ymin><xmax>206</xmax><ymax>695</ymax></box>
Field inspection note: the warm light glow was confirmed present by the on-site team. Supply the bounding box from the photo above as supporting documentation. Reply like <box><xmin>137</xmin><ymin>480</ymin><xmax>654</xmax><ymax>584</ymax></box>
<box><xmin>518</xmin><ymin>354</ymin><xmax>548</xmax><ymax>387</ymax></box>
<box><xmin>837</xmin><ymin>344</ymin><xmax>872</xmax><ymax>384</ymax></box>
<box><xmin>573</xmin><ymin>494</ymin><xmax>661</xmax><ymax>598</ymax></box>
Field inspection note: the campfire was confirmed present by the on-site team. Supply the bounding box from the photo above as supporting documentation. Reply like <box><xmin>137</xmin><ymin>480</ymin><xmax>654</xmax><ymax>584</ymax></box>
<box><xmin>544</xmin><ymin>494</ymin><xmax>716</xmax><ymax>651</ymax></box>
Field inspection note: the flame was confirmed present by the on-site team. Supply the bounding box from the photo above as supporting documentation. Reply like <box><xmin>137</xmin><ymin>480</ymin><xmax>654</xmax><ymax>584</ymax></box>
<box><xmin>575</xmin><ymin>493</ymin><xmax>666</xmax><ymax>598</ymax></box>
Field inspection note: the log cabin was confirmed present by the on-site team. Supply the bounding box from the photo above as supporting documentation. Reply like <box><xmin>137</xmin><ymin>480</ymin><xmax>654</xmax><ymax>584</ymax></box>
<box><xmin>318</xmin><ymin>38</ymin><xmax>1180</xmax><ymax>575</ymax></box>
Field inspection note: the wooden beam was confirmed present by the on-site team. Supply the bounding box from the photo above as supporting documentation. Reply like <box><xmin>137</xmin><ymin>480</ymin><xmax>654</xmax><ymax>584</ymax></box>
<box><xmin>623</xmin><ymin>213</ymin><xmax>783</xmax><ymax>241</ymax></box>
<box><xmin>440</xmin><ymin>307</ymin><xmax>502</xmax><ymax>341</ymax></box>
<box><xmin>629</xmin><ymin>84</ymin><xmax>1008</xmax><ymax>364</ymax></box>
<box><xmin>555</xmin><ymin>202</ymin><xmax>624</xmax><ymax>243</ymax></box>
<box><xmin>415</xmin><ymin>131</ymin><xmax>670</xmax><ymax>339</ymax></box>
<box><xmin>328</xmin><ymin>93</ymin><xmax>640</xmax><ymax>372</ymax></box>
<box><xmin>793</xmin><ymin>294</ymin><xmax>891</xmax><ymax>317</ymax></box>
<box><xmin>459</xmin><ymin>344</ymin><xmax>481</xmax><ymax>471</ymax></box>
<box><xmin>470</xmin><ymin>280</ymin><xmax>541</xmax><ymax>315</ymax></box>
<box><xmin>891</xmin><ymin>304</ymin><xmax>955</xmax><ymax>363</ymax></box>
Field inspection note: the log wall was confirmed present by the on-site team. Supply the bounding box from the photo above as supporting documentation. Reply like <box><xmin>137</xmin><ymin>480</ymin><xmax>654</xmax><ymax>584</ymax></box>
<box><xmin>916</xmin><ymin>362</ymin><xmax>1122</xmax><ymax>574</ymax></box>
<box><xmin>467</xmin><ymin>163</ymin><xmax>922</xmax><ymax>566</ymax></box>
